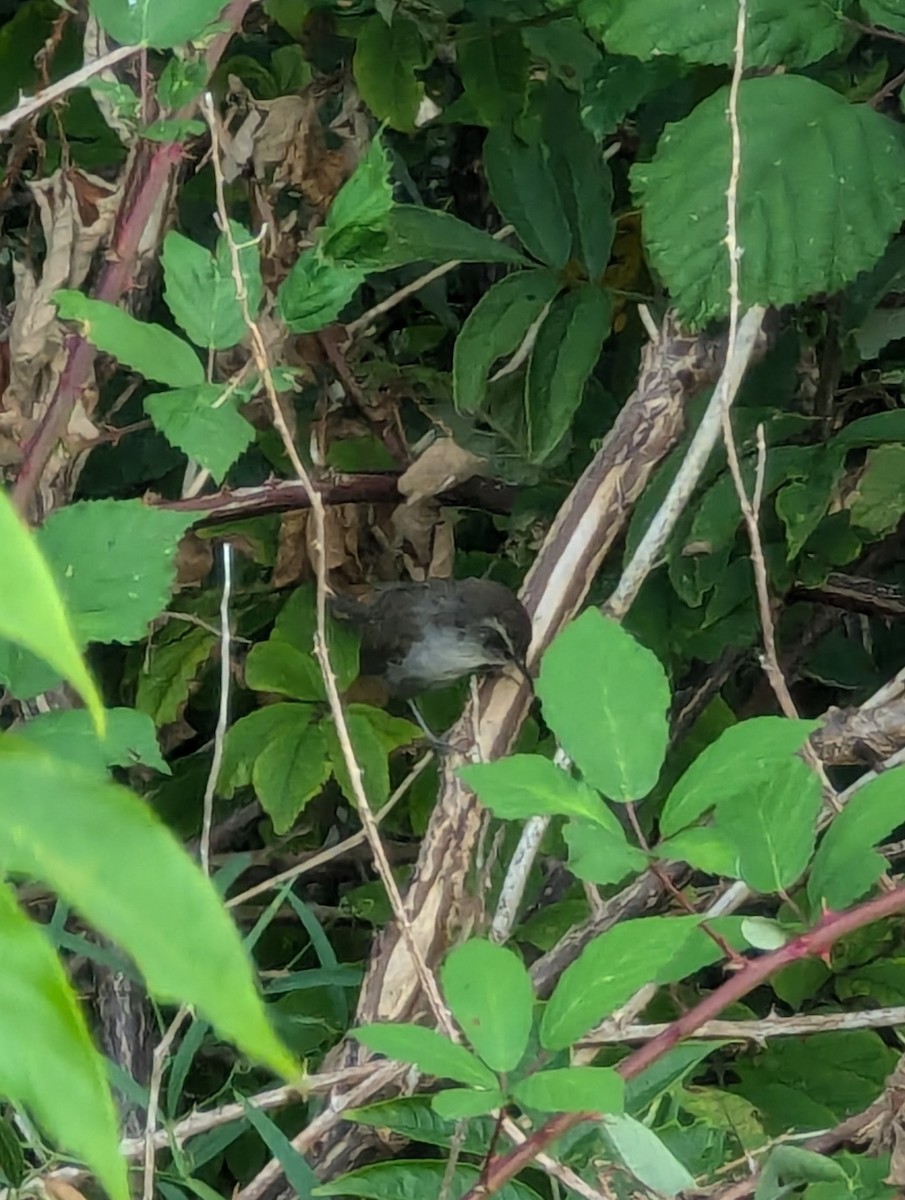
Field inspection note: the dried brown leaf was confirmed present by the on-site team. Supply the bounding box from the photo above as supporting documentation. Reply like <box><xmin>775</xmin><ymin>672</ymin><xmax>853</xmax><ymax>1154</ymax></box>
<box><xmin>397</xmin><ymin>437</ymin><xmax>487</xmax><ymax>505</ymax></box>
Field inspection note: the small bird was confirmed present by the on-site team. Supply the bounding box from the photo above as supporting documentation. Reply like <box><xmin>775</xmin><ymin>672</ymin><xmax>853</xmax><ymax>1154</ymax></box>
<box><xmin>329</xmin><ymin>577</ymin><xmax>532</xmax><ymax>700</ymax></box>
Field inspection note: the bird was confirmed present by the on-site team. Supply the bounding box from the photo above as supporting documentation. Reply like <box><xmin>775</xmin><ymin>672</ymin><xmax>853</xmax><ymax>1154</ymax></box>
<box><xmin>329</xmin><ymin>577</ymin><xmax>532</xmax><ymax>700</ymax></box>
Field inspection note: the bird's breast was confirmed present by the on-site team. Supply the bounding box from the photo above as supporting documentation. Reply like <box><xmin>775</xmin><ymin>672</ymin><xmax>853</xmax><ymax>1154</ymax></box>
<box><xmin>385</xmin><ymin>627</ymin><xmax>496</xmax><ymax>695</ymax></box>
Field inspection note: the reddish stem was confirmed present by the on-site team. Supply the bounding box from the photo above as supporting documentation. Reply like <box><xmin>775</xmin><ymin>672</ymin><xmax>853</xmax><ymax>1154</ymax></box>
<box><xmin>11</xmin><ymin>0</ymin><xmax>255</xmax><ymax>517</ymax></box>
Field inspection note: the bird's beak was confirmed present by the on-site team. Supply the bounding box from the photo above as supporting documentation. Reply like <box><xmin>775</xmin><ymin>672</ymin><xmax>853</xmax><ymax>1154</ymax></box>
<box><xmin>510</xmin><ymin>654</ymin><xmax>534</xmax><ymax>691</ymax></box>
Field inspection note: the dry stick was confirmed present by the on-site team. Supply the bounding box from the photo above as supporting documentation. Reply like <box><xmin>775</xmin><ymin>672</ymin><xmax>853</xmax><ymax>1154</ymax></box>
<box><xmin>604</xmin><ymin>305</ymin><xmax>764</xmax><ymax>622</ymax></box>
<box><xmin>199</xmin><ymin>95</ymin><xmax>454</xmax><ymax>1039</ymax></box>
<box><xmin>716</xmin><ymin>1</ymin><xmax>796</xmax><ymax>722</ymax></box>
<box><xmin>141</xmin><ymin>1007</ymin><xmax>190</xmax><ymax>1200</ymax></box>
<box><xmin>0</xmin><ymin>42</ymin><xmax>140</xmax><ymax>135</ymax></box>
<box><xmin>580</xmin><ymin>1004</ymin><xmax>905</xmax><ymax>1046</ymax></box>
<box><xmin>490</xmin><ymin>746</ymin><xmax>570</xmax><ymax>942</ymax></box>
<box><xmin>345</xmin><ymin>225</ymin><xmax>515</xmax><ymax>337</ymax></box>
<box><xmin>201</xmin><ymin>543</ymin><xmax>233</xmax><ymax>876</ymax></box>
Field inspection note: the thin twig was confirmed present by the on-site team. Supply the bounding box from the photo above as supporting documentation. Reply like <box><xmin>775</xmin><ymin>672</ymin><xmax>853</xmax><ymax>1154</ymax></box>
<box><xmin>142</xmin><ymin>1006</ymin><xmax>190</xmax><ymax>1200</ymax></box>
<box><xmin>0</xmin><ymin>43</ymin><xmax>140</xmax><ymax>135</ymax></box>
<box><xmin>226</xmin><ymin>752</ymin><xmax>433</xmax><ymax>907</ymax></box>
<box><xmin>200</xmin><ymin>95</ymin><xmax>455</xmax><ymax>1038</ymax></box>
<box><xmin>580</xmin><ymin>1003</ymin><xmax>905</xmax><ymax>1047</ymax></box>
<box><xmin>201</xmin><ymin>544</ymin><xmax>232</xmax><ymax>876</ymax></box>
<box><xmin>605</xmin><ymin>305</ymin><xmax>765</xmax><ymax>620</ymax></box>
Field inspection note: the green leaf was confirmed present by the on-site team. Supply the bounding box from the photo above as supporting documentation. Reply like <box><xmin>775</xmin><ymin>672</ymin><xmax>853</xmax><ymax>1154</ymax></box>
<box><xmin>0</xmin><ymin>491</ymin><xmax>104</xmax><ymax>731</ymax></box>
<box><xmin>564</xmin><ymin>817</ymin><xmax>649</xmax><ymax>886</ymax></box>
<box><xmin>808</xmin><ymin>767</ymin><xmax>905</xmax><ymax>910</ymax></box>
<box><xmin>441</xmin><ymin>941</ymin><xmax>533</xmax><ymax>1073</ymax></box>
<box><xmin>756</xmin><ymin>1145</ymin><xmax>847</xmax><ymax>1199</ymax></box>
<box><xmin>353</xmin><ymin>15</ymin><xmax>427</xmax><ymax>132</ymax></box>
<box><xmin>537</xmin><ymin>610</ymin><xmax>669</xmax><ymax>801</ymax></box>
<box><xmin>580</xmin><ymin>54</ymin><xmax>682</xmax><ymax>141</ymax></box>
<box><xmin>484</xmin><ymin>124</ymin><xmax>572</xmax><ymax>268</ymax></box>
<box><xmin>53</xmin><ymin>290</ymin><xmax>203</xmax><ymax>387</ymax></box>
<box><xmin>632</xmin><ymin>75</ymin><xmax>905</xmax><ymax>326</ymax></box>
<box><xmin>142</xmin><ymin>117</ymin><xmax>206</xmax><ymax>142</ymax></box>
<box><xmin>38</xmin><ymin>500</ymin><xmax>195</xmax><ymax>645</ymax></box>
<box><xmin>850</xmin><ymin>445</ymin><xmax>905</xmax><ymax>536</ymax></box>
<box><xmin>453</xmin><ymin>269</ymin><xmax>563</xmax><ymax>413</ymax></box>
<box><xmin>245</xmin><ymin>641</ymin><xmax>324</xmax><ymax>702</ymax></box>
<box><xmin>775</xmin><ymin>448</ymin><xmax>844</xmax><ymax>560</ymax></box>
<box><xmin>460</xmin><ymin>754</ymin><xmax>611</xmax><ymax>823</ymax></box>
<box><xmin>347</xmin><ymin>1095</ymin><xmax>496</xmax><ymax>1152</ymax></box>
<box><xmin>244</xmin><ymin>586</ymin><xmax>359</xmax><ymax>701</ymax></box>
<box><xmin>833</xmin><ymin>409</ymin><xmax>905</xmax><ymax>451</ymax></box>
<box><xmin>431</xmin><ymin>1087</ymin><xmax>506</xmax><ymax>1120</ymax></box>
<box><xmin>542</xmin><ymin>84</ymin><xmax>615</xmax><ymax>279</ymax></box>
<box><xmin>240</xmin><ymin>1098</ymin><xmax>319</xmax><ymax>1200</ymax></box>
<box><xmin>660</xmin><ymin>717</ymin><xmax>818</xmax><ymax>837</ymax></box>
<box><xmin>162</xmin><ymin>225</ymin><xmax>263</xmax><ymax>350</ymax></box>
<box><xmin>315</xmin><ymin>1160</ymin><xmax>544</xmax><ymax>1200</ymax></box>
<box><xmin>656</xmin><ymin>826</ymin><xmax>739</xmax><ymax>878</ymax></box>
<box><xmin>219</xmin><ymin>704</ymin><xmax>315</xmax><ymax>797</ymax></box>
<box><xmin>351</xmin><ymin>1024</ymin><xmax>498</xmax><ymax>1089</ymax></box>
<box><xmin>512</xmin><ymin>1067</ymin><xmax>624</xmax><ymax>1115</ymax></box>
<box><xmin>581</xmin><ymin>0</ymin><xmax>844</xmax><ymax>69</ymax></box>
<box><xmin>275</xmin><ymin>588</ymin><xmax>360</xmax><ymax>692</ymax></box>
<box><xmin>0</xmin><ymin>1115</ymin><xmax>26</xmax><ymax>1186</ymax></box>
<box><xmin>136</xmin><ymin>626</ymin><xmax>217</xmax><ymax>726</ymax></box>
<box><xmin>457</xmin><ymin>22</ymin><xmax>528</xmax><ymax>126</ymax></box>
<box><xmin>0</xmin><ymin>746</ymin><xmax>296</xmax><ymax>1078</ymax></box>
<box><xmin>713</xmin><ymin>756</ymin><xmax>822</xmax><ymax>893</ymax></box>
<box><xmin>0</xmin><ymin>880</ymin><xmax>126</xmax><ymax>1200</ymax></box>
<box><xmin>541</xmin><ymin>917</ymin><xmax>703</xmax><ymax>1049</ymax></box>
<box><xmin>157</xmin><ymin>56</ymin><xmax>208</xmax><ymax>109</ymax></box>
<box><xmin>855</xmin><ymin>0</ymin><xmax>905</xmax><ymax>36</ymax></box>
<box><xmin>89</xmin><ymin>0</ymin><xmax>230</xmax><ymax>47</ymax></box>
<box><xmin>323</xmin><ymin>136</ymin><xmax>394</xmax><ymax>254</ymax></box>
<box><xmin>254</xmin><ymin>720</ymin><xmax>331</xmax><ymax>834</ymax></box>
<box><xmin>146</xmin><ymin>385</ymin><xmax>255</xmax><ymax>483</ymax></box>
<box><xmin>524</xmin><ymin>283</ymin><xmax>611</xmax><ymax>462</ymax></box>
<box><xmin>626</xmin><ymin>1042</ymin><xmax>728</xmax><ymax>1115</ymax></box>
<box><xmin>602</xmin><ymin>1113</ymin><xmax>696</xmax><ymax>1196</ymax></box>
<box><xmin>277</xmin><ymin>252</ymin><xmax>365</xmax><ymax>333</ymax></box>
<box><xmin>377</xmin><ymin>206</ymin><xmax>528</xmax><ymax>269</ymax></box>
<box><xmin>522</xmin><ymin>19</ymin><xmax>601</xmax><ymax>88</ymax></box>
<box><xmin>325</xmin><ymin>707</ymin><xmax>399</xmax><ymax>807</ymax></box>
<box><xmin>16</xmin><ymin>707</ymin><xmax>168</xmax><ymax>776</ymax></box>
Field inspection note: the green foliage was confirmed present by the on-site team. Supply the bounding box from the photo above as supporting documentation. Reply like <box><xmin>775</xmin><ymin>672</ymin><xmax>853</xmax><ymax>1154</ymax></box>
<box><xmin>580</xmin><ymin>0</ymin><xmax>845</xmax><ymax>68</ymax></box>
<box><xmin>353</xmin><ymin>15</ymin><xmax>428</xmax><ymax>133</ymax></box>
<box><xmin>633</xmin><ymin>75</ymin><xmax>905</xmax><ymax>325</ymax></box>
<box><xmin>220</xmin><ymin>587</ymin><xmax>418</xmax><ymax>829</ymax></box>
<box><xmin>0</xmin><ymin>492</ymin><xmax>104</xmax><ymax>729</ymax></box>
<box><xmin>9</xmin><ymin>2</ymin><xmax>905</xmax><ymax>1195</ymax></box>
<box><xmin>537</xmin><ymin>611</ymin><xmax>670</xmax><ymax>800</ymax></box>
<box><xmin>89</xmin><ymin>0</ymin><xmax>231</xmax><ymax>49</ymax></box>
<box><xmin>38</xmin><ymin>500</ymin><xmax>194</xmax><ymax>644</ymax></box>
<box><xmin>0</xmin><ymin>510</ymin><xmax>294</xmax><ymax>1192</ymax></box>
<box><xmin>355</xmin><ymin>937</ymin><xmax>624</xmax><ymax>1119</ymax></box>
<box><xmin>54</xmin><ymin>290</ymin><xmax>204</xmax><ymax>387</ymax></box>
<box><xmin>162</xmin><ymin>224</ymin><xmax>263</xmax><ymax>351</ymax></box>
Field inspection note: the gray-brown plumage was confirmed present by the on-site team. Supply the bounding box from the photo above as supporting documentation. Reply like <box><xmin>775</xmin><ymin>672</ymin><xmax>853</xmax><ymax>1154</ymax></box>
<box><xmin>329</xmin><ymin>578</ymin><xmax>532</xmax><ymax>699</ymax></box>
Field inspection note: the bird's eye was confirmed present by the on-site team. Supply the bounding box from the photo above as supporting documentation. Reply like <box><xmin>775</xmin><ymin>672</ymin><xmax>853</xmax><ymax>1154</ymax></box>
<box><xmin>481</xmin><ymin>626</ymin><xmax>512</xmax><ymax>660</ymax></box>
